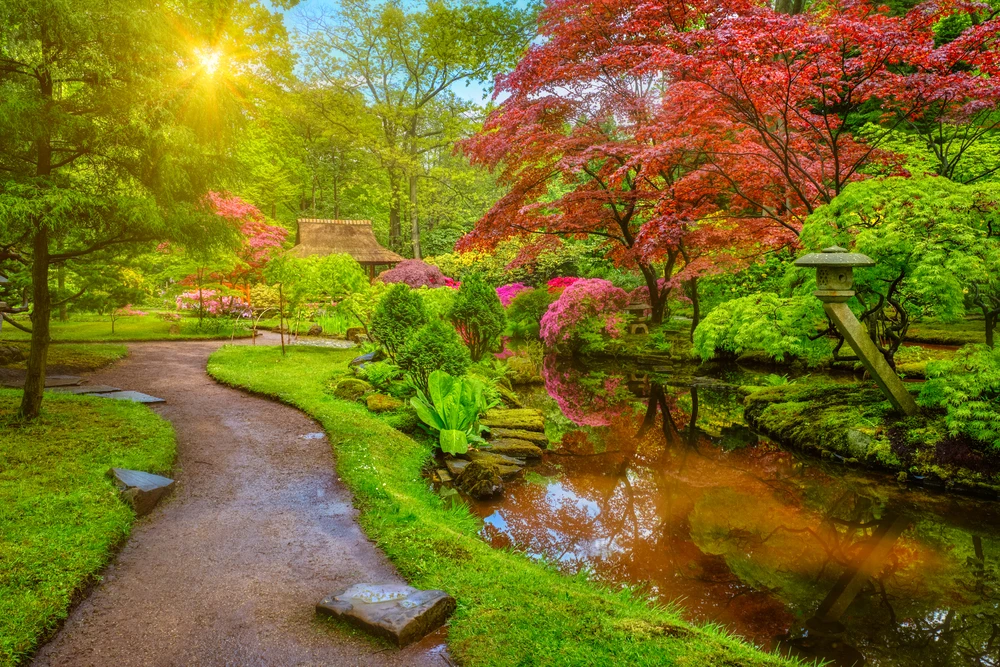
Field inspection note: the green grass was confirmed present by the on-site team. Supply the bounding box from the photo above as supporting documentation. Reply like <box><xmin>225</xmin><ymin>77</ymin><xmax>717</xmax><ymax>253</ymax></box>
<box><xmin>0</xmin><ymin>314</ymin><xmax>252</xmax><ymax>343</ymax></box>
<box><xmin>0</xmin><ymin>390</ymin><xmax>176</xmax><ymax>665</ymax></box>
<box><xmin>908</xmin><ymin>319</ymin><xmax>990</xmax><ymax>346</ymax></box>
<box><xmin>207</xmin><ymin>345</ymin><xmax>801</xmax><ymax>667</ymax></box>
<box><xmin>1</xmin><ymin>343</ymin><xmax>128</xmax><ymax>372</ymax></box>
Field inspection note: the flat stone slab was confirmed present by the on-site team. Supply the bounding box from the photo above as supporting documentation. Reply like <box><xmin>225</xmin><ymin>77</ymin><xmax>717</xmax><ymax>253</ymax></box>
<box><xmin>47</xmin><ymin>384</ymin><xmax>122</xmax><ymax>395</ymax></box>
<box><xmin>92</xmin><ymin>390</ymin><xmax>165</xmax><ymax>403</ymax></box>
<box><xmin>108</xmin><ymin>468</ymin><xmax>175</xmax><ymax>516</ymax></box>
<box><xmin>445</xmin><ymin>458</ymin><xmax>469</xmax><ymax>477</ymax></box>
<box><xmin>316</xmin><ymin>583</ymin><xmax>455</xmax><ymax>647</ymax></box>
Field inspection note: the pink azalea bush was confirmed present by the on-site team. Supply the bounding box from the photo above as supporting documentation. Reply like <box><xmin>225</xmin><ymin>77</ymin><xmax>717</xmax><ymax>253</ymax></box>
<box><xmin>539</xmin><ymin>279</ymin><xmax>630</xmax><ymax>348</ymax></box>
<box><xmin>546</xmin><ymin>276</ymin><xmax>580</xmax><ymax>294</ymax></box>
<box><xmin>444</xmin><ymin>276</ymin><xmax>461</xmax><ymax>289</ymax></box>
<box><xmin>378</xmin><ymin>259</ymin><xmax>450</xmax><ymax>288</ymax></box>
<box><xmin>496</xmin><ymin>282</ymin><xmax>531</xmax><ymax>307</ymax></box>
<box><xmin>176</xmin><ymin>290</ymin><xmax>251</xmax><ymax>317</ymax></box>
<box><xmin>115</xmin><ymin>305</ymin><xmax>147</xmax><ymax>317</ymax></box>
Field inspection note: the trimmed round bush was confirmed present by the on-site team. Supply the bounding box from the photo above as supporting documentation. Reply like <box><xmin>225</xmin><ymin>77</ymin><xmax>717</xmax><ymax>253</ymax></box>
<box><xmin>398</xmin><ymin>320</ymin><xmax>471</xmax><ymax>395</ymax></box>
<box><xmin>369</xmin><ymin>284</ymin><xmax>429</xmax><ymax>361</ymax></box>
<box><xmin>449</xmin><ymin>273</ymin><xmax>506</xmax><ymax>361</ymax></box>
<box><xmin>507</xmin><ymin>288</ymin><xmax>556</xmax><ymax>340</ymax></box>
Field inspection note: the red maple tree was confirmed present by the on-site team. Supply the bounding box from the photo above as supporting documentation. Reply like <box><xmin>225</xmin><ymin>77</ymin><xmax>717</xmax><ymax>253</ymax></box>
<box><xmin>461</xmin><ymin>0</ymin><xmax>1000</xmax><ymax>325</ymax></box>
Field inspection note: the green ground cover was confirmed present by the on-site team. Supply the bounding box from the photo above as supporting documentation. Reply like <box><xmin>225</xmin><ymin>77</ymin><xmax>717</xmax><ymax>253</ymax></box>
<box><xmin>0</xmin><ymin>314</ymin><xmax>252</xmax><ymax>343</ymax></box>
<box><xmin>207</xmin><ymin>345</ymin><xmax>800</xmax><ymax>667</ymax></box>
<box><xmin>0</xmin><ymin>343</ymin><xmax>128</xmax><ymax>372</ymax></box>
<box><xmin>0</xmin><ymin>391</ymin><xmax>176</xmax><ymax>665</ymax></box>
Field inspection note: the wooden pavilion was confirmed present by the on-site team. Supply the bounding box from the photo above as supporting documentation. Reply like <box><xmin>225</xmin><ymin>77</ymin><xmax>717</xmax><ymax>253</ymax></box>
<box><xmin>289</xmin><ymin>219</ymin><xmax>404</xmax><ymax>281</ymax></box>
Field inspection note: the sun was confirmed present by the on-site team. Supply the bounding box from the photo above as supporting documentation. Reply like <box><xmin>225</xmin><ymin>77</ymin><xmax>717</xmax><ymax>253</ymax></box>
<box><xmin>196</xmin><ymin>48</ymin><xmax>223</xmax><ymax>76</ymax></box>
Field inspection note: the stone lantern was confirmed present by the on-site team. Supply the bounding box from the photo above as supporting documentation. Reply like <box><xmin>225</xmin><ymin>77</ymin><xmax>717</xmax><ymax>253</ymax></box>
<box><xmin>794</xmin><ymin>246</ymin><xmax>918</xmax><ymax>415</ymax></box>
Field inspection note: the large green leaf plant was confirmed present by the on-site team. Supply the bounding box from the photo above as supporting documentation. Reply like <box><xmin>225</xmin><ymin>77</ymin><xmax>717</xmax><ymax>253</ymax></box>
<box><xmin>410</xmin><ymin>370</ymin><xmax>495</xmax><ymax>455</ymax></box>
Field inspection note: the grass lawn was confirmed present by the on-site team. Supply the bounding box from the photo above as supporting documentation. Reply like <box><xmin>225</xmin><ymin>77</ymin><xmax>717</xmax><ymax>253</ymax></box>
<box><xmin>0</xmin><ymin>390</ymin><xmax>176</xmax><ymax>665</ymax></box>
<box><xmin>0</xmin><ymin>313</ymin><xmax>252</xmax><ymax>343</ymax></box>
<box><xmin>207</xmin><ymin>345</ymin><xmax>801</xmax><ymax>667</ymax></box>
<box><xmin>907</xmin><ymin>318</ymin><xmax>990</xmax><ymax>346</ymax></box>
<box><xmin>1</xmin><ymin>343</ymin><xmax>128</xmax><ymax>373</ymax></box>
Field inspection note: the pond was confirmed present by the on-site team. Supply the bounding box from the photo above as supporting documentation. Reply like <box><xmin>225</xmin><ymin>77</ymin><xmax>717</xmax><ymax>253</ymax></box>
<box><xmin>468</xmin><ymin>357</ymin><xmax>1000</xmax><ymax>666</ymax></box>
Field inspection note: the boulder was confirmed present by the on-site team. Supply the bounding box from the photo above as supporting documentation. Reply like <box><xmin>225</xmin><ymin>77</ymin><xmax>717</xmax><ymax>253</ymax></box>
<box><xmin>348</xmin><ymin>351</ymin><xmax>384</xmax><ymax>368</ymax></box>
<box><xmin>307</xmin><ymin>324</ymin><xmax>323</xmax><ymax>336</ymax></box>
<box><xmin>331</xmin><ymin>377</ymin><xmax>373</xmax><ymax>401</ymax></box>
<box><xmin>316</xmin><ymin>583</ymin><xmax>455</xmax><ymax>647</ymax></box>
<box><xmin>0</xmin><ymin>344</ymin><xmax>26</xmax><ymax>366</ymax></box>
<box><xmin>487</xmin><ymin>427</ymin><xmax>549</xmax><ymax>446</ymax></box>
<box><xmin>108</xmin><ymin>468</ymin><xmax>175</xmax><ymax>516</ymax></box>
<box><xmin>456</xmin><ymin>460</ymin><xmax>503</xmax><ymax>499</ymax></box>
<box><xmin>444</xmin><ymin>458</ymin><xmax>469</xmax><ymax>477</ymax></box>
<box><xmin>366</xmin><ymin>393</ymin><xmax>403</xmax><ymax>413</ymax></box>
<box><xmin>486</xmin><ymin>439</ymin><xmax>544</xmax><ymax>459</ymax></box>
<box><xmin>346</xmin><ymin>327</ymin><xmax>367</xmax><ymax>343</ymax></box>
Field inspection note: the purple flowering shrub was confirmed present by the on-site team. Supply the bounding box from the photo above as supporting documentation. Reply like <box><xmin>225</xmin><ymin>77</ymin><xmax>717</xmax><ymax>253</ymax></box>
<box><xmin>539</xmin><ymin>279</ymin><xmax>630</xmax><ymax>348</ymax></box>
<box><xmin>496</xmin><ymin>282</ymin><xmax>532</xmax><ymax>307</ymax></box>
<box><xmin>378</xmin><ymin>259</ymin><xmax>450</xmax><ymax>288</ymax></box>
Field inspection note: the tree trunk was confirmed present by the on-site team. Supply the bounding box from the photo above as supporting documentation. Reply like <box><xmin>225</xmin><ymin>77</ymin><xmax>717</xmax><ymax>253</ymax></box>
<box><xmin>409</xmin><ymin>173</ymin><xmax>421</xmax><ymax>260</ymax></box>
<box><xmin>639</xmin><ymin>263</ymin><xmax>665</xmax><ymax>325</ymax></box>
<box><xmin>687</xmin><ymin>277</ymin><xmax>700</xmax><ymax>342</ymax></box>
<box><xmin>20</xmin><ymin>227</ymin><xmax>51</xmax><ymax>420</ymax></box>
<box><xmin>389</xmin><ymin>175</ymin><xmax>402</xmax><ymax>251</ymax></box>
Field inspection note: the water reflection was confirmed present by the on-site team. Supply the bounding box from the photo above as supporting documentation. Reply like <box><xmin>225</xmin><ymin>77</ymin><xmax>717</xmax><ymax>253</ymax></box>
<box><xmin>472</xmin><ymin>358</ymin><xmax>1000</xmax><ymax>666</ymax></box>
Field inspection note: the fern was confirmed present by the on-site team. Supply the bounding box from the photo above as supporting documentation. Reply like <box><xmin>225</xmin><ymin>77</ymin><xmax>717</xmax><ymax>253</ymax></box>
<box><xmin>919</xmin><ymin>344</ymin><xmax>1000</xmax><ymax>450</ymax></box>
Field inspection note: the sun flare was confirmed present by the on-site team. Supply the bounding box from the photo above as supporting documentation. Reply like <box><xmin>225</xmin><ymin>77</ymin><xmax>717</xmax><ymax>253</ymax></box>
<box><xmin>196</xmin><ymin>48</ymin><xmax>222</xmax><ymax>76</ymax></box>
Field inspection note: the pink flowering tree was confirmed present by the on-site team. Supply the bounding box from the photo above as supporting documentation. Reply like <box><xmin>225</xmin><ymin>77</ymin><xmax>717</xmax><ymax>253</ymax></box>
<box><xmin>378</xmin><ymin>259</ymin><xmax>451</xmax><ymax>288</ymax></box>
<box><xmin>496</xmin><ymin>282</ymin><xmax>532</xmax><ymax>307</ymax></box>
<box><xmin>176</xmin><ymin>289</ymin><xmax>251</xmax><ymax>318</ymax></box>
<box><xmin>540</xmin><ymin>278</ymin><xmax>630</xmax><ymax>349</ymax></box>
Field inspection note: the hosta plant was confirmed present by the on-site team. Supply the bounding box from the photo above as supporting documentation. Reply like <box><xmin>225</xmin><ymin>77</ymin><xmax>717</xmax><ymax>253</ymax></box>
<box><xmin>410</xmin><ymin>370</ymin><xmax>493</xmax><ymax>455</ymax></box>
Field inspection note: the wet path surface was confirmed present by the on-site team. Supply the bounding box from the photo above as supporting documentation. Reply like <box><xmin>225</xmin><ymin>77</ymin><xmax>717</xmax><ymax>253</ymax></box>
<box><xmin>33</xmin><ymin>339</ymin><xmax>448</xmax><ymax>667</ymax></box>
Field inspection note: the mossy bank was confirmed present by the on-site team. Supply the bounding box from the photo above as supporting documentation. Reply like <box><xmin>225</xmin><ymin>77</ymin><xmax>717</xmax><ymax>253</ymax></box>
<box><xmin>744</xmin><ymin>382</ymin><xmax>1000</xmax><ymax>497</ymax></box>
<box><xmin>208</xmin><ymin>344</ymin><xmax>803</xmax><ymax>667</ymax></box>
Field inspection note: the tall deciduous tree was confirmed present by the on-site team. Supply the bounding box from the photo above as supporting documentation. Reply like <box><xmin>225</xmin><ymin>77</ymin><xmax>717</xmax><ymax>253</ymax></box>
<box><xmin>299</xmin><ymin>0</ymin><xmax>535</xmax><ymax>257</ymax></box>
<box><xmin>0</xmin><ymin>0</ymin><xmax>292</xmax><ymax>418</ymax></box>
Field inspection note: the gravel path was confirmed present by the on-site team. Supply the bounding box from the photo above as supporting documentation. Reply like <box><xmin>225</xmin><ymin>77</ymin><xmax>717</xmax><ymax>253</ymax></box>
<box><xmin>32</xmin><ymin>339</ymin><xmax>450</xmax><ymax>667</ymax></box>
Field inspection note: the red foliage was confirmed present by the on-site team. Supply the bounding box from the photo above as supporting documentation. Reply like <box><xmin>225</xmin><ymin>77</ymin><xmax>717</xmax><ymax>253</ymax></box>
<box><xmin>460</xmin><ymin>0</ymin><xmax>1000</xmax><ymax>318</ymax></box>
<box><xmin>377</xmin><ymin>259</ymin><xmax>450</xmax><ymax>288</ymax></box>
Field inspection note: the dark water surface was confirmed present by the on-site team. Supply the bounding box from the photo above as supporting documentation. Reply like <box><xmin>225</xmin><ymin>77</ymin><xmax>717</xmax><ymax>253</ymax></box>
<box><xmin>469</xmin><ymin>358</ymin><xmax>1000</xmax><ymax>666</ymax></box>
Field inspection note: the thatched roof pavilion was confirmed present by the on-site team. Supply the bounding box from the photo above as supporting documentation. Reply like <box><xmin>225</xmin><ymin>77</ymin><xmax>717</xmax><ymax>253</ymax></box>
<box><xmin>290</xmin><ymin>219</ymin><xmax>404</xmax><ymax>280</ymax></box>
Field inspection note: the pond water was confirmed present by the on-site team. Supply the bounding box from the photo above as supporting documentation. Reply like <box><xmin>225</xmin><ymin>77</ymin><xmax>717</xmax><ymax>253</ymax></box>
<box><xmin>468</xmin><ymin>357</ymin><xmax>1000</xmax><ymax>666</ymax></box>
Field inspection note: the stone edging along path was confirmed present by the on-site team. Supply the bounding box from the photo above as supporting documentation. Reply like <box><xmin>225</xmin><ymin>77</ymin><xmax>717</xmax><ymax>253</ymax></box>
<box><xmin>31</xmin><ymin>338</ymin><xmax>449</xmax><ymax>666</ymax></box>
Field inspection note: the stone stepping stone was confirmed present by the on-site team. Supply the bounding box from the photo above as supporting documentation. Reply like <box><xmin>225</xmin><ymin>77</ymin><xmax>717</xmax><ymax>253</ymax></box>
<box><xmin>109</xmin><ymin>468</ymin><xmax>175</xmax><ymax>516</ymax></box>
<box><xmin>483</xmin><ymin>439</ymin><xmax>544</xmax><ymax>459</ymax></box>
<box><xmin>316</xmin><ymin>583</ymin><xmax>455</xmax><ymax>647</ymax></box>
<box><xmin>487</xmin><ymin>427</ymin><xmax>549</xmax><ymax>445</ymax></box>
<box><xmin>48</xmin><ymin>384</ymin><xmax>121</xmax><ymax>395</ymax></box>
<box><xmin>93</xmin><ymin>390</ymin><xmax>165</xmax><ymax>403</ymax></box>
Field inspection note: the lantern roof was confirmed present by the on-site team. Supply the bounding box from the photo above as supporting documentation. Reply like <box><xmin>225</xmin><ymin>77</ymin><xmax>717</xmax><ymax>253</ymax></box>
<box><xmin>794</xmin><ymin>246</ymin><xmax>875</xmax><ymax>268</ymax></box>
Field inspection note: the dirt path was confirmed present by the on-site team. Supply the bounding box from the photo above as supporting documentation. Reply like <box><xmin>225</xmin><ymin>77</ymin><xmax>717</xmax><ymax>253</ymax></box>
<box><xmin>32</xmin><ymin>339</ymin><xmax>450</xmax><ymax>667</ymax></box>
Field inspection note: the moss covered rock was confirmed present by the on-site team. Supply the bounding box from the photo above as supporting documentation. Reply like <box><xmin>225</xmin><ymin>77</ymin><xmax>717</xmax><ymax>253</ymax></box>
<box><xmin>456</xmin><ymin>460</ymin><xmax>503</xmax><ymax>499</ymax></box>
<box><xmin>382</xmin><ymin>407</ymin><xmax>419</xmax><ymax>433</ymax></box>
<box><xmin>331</xmin><ymin>377</ymin><xmax>373</xmax><ymax>401</ymax></box>
<box><xmin>367</xmin><ymin>393</ymin><xmax>403</xmax><ymax>413</ymax></box>
<box><xmin>481</xmin><ymin>408</ymin><xmax>544</xmax><ymax>432</ymax></box>
<box><xmin>486</xmin><ymin>439</ymin><xmax>544</xmax><ymax>459</ymax></box>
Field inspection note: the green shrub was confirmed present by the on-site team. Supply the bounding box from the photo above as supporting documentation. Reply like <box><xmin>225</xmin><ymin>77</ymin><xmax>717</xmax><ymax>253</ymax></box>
<box><xmin>506</xmin><ymin>287</ymin><xmax>555</xmax><ymax>340</ymax></box>
<box><xmin>419</xmin><ymin>286</ymin><xmax>458</xmax><ymax>320</ymax></box>
<box><xmin>398</xmin><ymin>319</ymin><xmax>471</xmax><ymax>395</ymax></box>
<box><xmin>692</xmin><ymin>293</ymin><xmax>829</xmax><ymax>365</ymax></box>
<box><xmin>919</xmin><ymin>344</ymin><xmax>1000</xmax><ymax>449</ymax></box>
<box><xmin>370</xmin><ymin>284</ymin><xmax>428</xmax><ymax>361</ymax></box>
<box><xmin>449</xmin><ymin>274</ymin><xmax>506</xmax><ymax>361</ymax></box>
